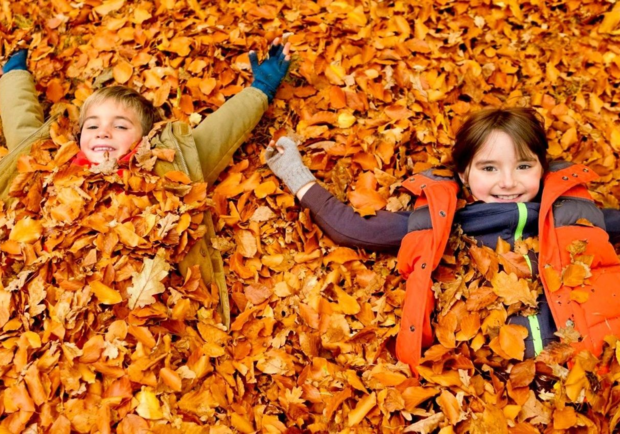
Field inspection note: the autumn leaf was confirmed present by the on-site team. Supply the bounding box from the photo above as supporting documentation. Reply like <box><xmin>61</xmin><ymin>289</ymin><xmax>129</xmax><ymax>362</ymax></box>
<box><xmin>127</xmin><ymin>249</ymin><xmax>170</xmax><ymax>309</ymax></box>
<box><xmin>491</xmin><ymin>272</ymin><xmax>537</xmax><ymax>307</ymax></box>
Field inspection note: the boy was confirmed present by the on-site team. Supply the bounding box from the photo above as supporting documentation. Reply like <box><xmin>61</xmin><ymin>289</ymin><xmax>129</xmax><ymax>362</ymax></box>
<box><xmin>0</xmin><ymin>41</ymin><xmax>290</xmax><ymax>326</ymax></box>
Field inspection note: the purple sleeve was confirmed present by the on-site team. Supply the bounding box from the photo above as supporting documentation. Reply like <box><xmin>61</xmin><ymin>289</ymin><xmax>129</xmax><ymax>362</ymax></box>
<box><xmin>299</xmin><ymin>184</ymin><xmax>410</xmax><ymax>252</ymax></box>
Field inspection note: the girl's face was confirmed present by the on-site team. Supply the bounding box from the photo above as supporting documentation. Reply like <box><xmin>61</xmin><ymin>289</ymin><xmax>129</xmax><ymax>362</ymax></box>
<box><xmin>459</xmin><ymin>130</ymin><xmax>544</xmax><ymax>203</ymax></box>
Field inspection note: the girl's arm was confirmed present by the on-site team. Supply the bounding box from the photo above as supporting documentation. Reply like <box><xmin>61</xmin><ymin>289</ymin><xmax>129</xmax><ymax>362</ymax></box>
<box><xmin>602</xmin><ymin>208</ymin><xmax>620</xmax><ymax>242</ymax></box>
<box><xmin>266</xmin><ymin>137</ymin><xmax>409</xmax><ymax>252</ymax></box>
<box><xmin>300</xmin><ymin>183</ymin><xmax>410</xmax><ymax>252</ymax></box>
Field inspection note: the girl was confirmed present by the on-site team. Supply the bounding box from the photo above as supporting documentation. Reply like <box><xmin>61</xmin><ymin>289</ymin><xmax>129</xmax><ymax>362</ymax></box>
<box><xmin>266</xmin><ymin>107</ymin><xmax>620</xmax><ymax>370</ymax></box>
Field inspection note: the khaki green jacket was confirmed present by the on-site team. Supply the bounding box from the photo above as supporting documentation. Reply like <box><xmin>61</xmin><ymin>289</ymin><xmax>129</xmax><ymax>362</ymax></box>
<box><xmin>0</xmin><ymin>70</ymin><xmax>269</xmax><ymax>326</ymax></box>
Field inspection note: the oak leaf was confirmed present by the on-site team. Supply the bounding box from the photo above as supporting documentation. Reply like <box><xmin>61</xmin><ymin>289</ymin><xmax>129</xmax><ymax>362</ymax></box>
<box><xmin>127</xmin><ymin>249</ymin><xmax>170</xmax><ymax>309</ymax></box>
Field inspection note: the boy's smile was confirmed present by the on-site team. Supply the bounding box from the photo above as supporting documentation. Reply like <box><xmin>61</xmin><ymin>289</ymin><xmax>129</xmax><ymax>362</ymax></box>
<box><xmin>460</xmin><ymin>130</ymin><xmax>543</xmax><ymax>203</ymax></box>
<box><xmin>80</xmin><ymin>99</ymin><xmax>143</xmax><ymax>165</ymax></box>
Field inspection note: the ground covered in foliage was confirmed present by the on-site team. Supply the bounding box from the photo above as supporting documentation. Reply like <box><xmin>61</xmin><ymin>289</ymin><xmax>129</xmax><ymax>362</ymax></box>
<box><xmin>2</xmin><ymin>0</ymin><xmax>620</xmax><ymax>433</ymax></box>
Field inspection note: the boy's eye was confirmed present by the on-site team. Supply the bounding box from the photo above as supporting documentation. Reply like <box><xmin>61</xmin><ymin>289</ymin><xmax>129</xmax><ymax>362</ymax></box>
<box><xmin>115</xmin><ymin>125</ymin><xmax>128</xmax><ymax>130</ymax></box>
<box><xmin>86</xmin><ymin>125</ymin><xmax>98</xmax><ymax>130</ymax></box>
<box><xmin>481</xmin><ymin>166</ymin><xmax>496</xmax><ymax>172</ymax></box>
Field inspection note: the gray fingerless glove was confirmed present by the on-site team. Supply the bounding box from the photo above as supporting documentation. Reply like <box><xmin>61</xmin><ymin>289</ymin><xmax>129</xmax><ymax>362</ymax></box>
<box><xmin>265</xmin><ymin>137</ymin><xmax>316</xmax><ymax>195</ymax></box>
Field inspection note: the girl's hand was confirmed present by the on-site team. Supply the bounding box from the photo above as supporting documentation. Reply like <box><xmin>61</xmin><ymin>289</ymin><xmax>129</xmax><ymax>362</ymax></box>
<box><xmin>265</xmin><ymin>137</ymin><xmax>316</xmax><ymax>197</ymax></box>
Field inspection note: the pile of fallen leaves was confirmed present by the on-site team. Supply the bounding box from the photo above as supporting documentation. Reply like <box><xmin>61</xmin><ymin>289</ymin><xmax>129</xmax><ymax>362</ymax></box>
<box><xmin>0</xmin><ymin>117</ymin><xmax>219</xmax><ymax>433</ymax></box>
<box><xmin>3</xmin><ymin>0</ymin><xmax>620</xmax><ymax>432</ymax></box>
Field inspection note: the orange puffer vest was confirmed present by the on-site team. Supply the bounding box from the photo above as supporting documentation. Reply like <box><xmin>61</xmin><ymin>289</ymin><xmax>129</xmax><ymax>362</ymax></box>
<box><xmin>396</xmin><ymin>163</ymin><xmax>620</xmax><ymax>371</ymax></box>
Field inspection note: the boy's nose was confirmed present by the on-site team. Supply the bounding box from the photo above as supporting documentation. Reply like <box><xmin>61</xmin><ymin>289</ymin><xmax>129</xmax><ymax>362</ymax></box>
<box><xmin>96</xmin><ymin>128</ymin><xmax>111</xmax><ymax>138</ymax></box>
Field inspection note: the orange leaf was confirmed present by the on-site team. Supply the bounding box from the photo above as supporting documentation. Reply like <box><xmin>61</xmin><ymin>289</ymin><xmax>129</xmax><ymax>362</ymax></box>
<box><xmin>113</xmin><ymin>60</ymin><xmax>133</xmax><ymax>84</ymax></box>
<box><xmin>437</xmin><ymin>390</ymin><xmax>461</xmax><ymax>425</ymax></box>
<box><xmin>90</xmin><ymin>280</ymin><xmax>123</xmax><ymax>305</ymax></box>
<box><xmin>160</xmin><ymin>368</ymin><xmax>182</xmax><ymax>392</ymax></box>
<box><xmin>348</xmin><ymin>188</ymin><xmax>387</xmax><ymax>214</ymax></box>
<box><xmin>323</xmin><ymin>247</ymin><xmax>360</xmax><ymax>265</ymax></box>
<box><xmin>498</xmin><ymin>324</ymin><xmax>529</xmax><ymax>361</ymax></box>
<box><xmin>569</xmin><ymin>289</ymin><xmax>590</xmax><ymax>304</ymax></box>
<box><xmin>46</xmin><ymin>78</ymin><xmax>66</xmax><ymax>103</ymax></box>
<box><xmin>347</xmin><ymin>392</ymin><xmax>376</xmax><ymax>427</ymax></box>
<box><xmin>164</xmin><ymin>170</ymin><xmax>192</xmax><ymax>184</ymax></box>
<box><xmin>152</xmin><ymin>148</ymin><xmax>175</xmax><ymax>162</ymax></box>
<box><xmin>543</xmin><ymin>265</ymin><xmax>562</xmax><ymax>292</ymax></box>
<box><xmin>562</xmin><ymin>264</ymin><xmax>587</xmax><ymax>287</ymax></box>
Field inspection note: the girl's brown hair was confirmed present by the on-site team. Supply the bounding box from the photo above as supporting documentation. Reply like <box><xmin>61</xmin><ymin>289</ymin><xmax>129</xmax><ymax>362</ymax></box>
<box><xmin>452</xmin><ymin>107</ymin><xmax>549</xmax><ymax>176</ymax></box>
<box><xmin>79</xmin><ymin>86</ymin><xmax>161</xmax><ymax>135</ymax></box>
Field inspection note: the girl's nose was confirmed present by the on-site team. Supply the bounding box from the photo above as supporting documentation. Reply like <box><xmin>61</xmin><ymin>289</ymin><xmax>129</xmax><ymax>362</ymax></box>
<box><xmin>499</xmin><ymin>171</ymin><xmax>517</xmax><ymax>188</ymax></box>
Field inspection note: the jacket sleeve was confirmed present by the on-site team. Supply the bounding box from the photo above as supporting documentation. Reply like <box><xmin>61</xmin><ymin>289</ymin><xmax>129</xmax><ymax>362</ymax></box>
<box><xmin>300</xmin><ymin>183</ymin><xmax>410</xmax><ymax>252</ymax></box>
<box><xmin>602</xmin><ymin>208</ymin><xmax>620</xmax><ymax>243</ymax></box>
<box><xmin>192</xmin><ymin>87</ymin><xmax>268</xmax><ymax>186</ymax></box>
<box><xmin>0</xmin><ymin>70</ymin><xmax>44</xmax><ymax>151</ymax></box>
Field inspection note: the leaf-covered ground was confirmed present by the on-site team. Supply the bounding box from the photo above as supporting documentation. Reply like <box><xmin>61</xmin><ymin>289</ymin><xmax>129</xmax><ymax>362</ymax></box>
<box><xmin>3</xmin><ymin>0</ymin><xmax>620</xmax><ymax>433</ymax></box>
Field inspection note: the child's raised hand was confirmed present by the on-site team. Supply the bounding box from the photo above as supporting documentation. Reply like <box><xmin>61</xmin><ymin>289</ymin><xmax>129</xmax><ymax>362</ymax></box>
<box><xmin>249</xmin><ymin>37</ymin><xmax>292</xmax><ymax>103</ymax></box>
<box><xmin>265</xmin><ymin>137</ymin><xmax>316</xmax><ymax>196</ymax></box>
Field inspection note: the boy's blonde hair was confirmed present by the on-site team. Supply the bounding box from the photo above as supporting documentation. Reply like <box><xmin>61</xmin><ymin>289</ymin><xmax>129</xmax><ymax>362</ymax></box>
<box><xmin>79</xmin><ymin>86</ymin><xmax>161</xmax><ymax>135</ymax></box>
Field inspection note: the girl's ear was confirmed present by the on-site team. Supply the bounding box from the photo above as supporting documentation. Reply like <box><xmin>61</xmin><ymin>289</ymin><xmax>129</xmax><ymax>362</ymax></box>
<box><xmin>458</xmin><ymin>172</ymin><xmax>466</xmax><ymax>185</ymax></box>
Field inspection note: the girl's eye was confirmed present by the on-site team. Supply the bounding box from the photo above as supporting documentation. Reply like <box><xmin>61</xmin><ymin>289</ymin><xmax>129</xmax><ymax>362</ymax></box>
<box><xmin>481</xmin><ymin>166</ymin><xmax>495</xmax><ymax>172</ymax></box>
<box><xmin>518</xmin><ymin>164</ymin><xmax>532</xmax><ymax>170</ymax></box>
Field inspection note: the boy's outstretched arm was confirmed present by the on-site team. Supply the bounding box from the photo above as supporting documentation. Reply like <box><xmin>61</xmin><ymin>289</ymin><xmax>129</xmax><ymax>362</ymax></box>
<box><xmin>0</xmin><ymin>50</ymin><xmax>45</xmax><ymax>151</ymax></box>
<box><xmin>193</xmin><ymin>38</ymin><xmax>291</xmax><ymax>186</ymax></box>
<box><xmin>266</xmin><ymin>137</ymin><xmax>409</xmax><ymax>252</ymax></box>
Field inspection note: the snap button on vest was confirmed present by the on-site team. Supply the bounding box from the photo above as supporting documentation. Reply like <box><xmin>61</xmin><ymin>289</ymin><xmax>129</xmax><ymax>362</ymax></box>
<box><xmin>562</xmin><ymin>176</ymin><xmax>568</xmax><ymax>180</ymax></box>
<box><xmin>421</xmin><ymin>263</ymin><xmax>426</xmax><ymax>269</ymax></box>
<box><xmin>409</xmin><ymin>326</ymin><xmax>415</xmax><ymax>332</ymax></box>
<box><xmin>439</xmin><ymin>210</ymin><xmax>446</xmax><ymax>217</ymax></box>
<box><xmin>200</xmin><ymin>248</ymin><xmax>207</xmax><ymax>256</ymax></box>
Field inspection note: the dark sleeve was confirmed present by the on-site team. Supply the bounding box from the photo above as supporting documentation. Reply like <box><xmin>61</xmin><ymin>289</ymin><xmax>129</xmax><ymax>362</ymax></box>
<box><xmin>602</xmin><ymin>208</ymin><xmax>620</xmax><ymax>243</ymax></box>
<box><xmin>299</xmin><ymin>184</ymin><xmax>410</xmax><ymax>252</ymax></box>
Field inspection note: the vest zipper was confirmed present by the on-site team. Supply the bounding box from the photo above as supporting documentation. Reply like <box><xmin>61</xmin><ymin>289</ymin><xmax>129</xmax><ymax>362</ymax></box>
<box><xmin>516</xmin><ymin>203</ymin><xmax>544</xmax><ymax>356</ymax></box>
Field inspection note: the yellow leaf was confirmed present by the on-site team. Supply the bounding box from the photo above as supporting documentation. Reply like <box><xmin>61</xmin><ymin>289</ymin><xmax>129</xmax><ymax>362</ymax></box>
<box><xmin>337</xmin><ymin>111</ymin><xmax>356</xmax><ymax>128</ymax></box>
<box><xmin>135</xmin><ymin>387</ymin><xmax>164</xmax><ymax>420</ymax></box>
<box><xmin>9</xmin><ymin>217</ymin><xmax>43</xmax><ymax>243</ymax></box>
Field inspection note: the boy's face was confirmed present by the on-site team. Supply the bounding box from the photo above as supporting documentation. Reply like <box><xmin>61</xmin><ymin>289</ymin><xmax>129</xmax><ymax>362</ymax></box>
<box><xmin>459</xmin><ymin>130</ymin><xmax>543</xmax><ymax>203</ymax></box>
<box><xmin>80</xmin><ymin>99</ymin><xmax>143</xmax><ymax>165</ymax></box>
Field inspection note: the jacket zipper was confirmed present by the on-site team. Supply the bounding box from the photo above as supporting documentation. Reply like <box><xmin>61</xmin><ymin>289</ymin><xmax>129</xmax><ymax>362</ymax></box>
<box><xmin>516</xmin><ymin>203</ymin><xmax>544</xmax><ymax>356</ymax></box>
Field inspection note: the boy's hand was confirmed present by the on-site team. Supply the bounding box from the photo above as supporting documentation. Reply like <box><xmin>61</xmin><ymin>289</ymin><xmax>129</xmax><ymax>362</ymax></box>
<box><xmin>3</xmin><ymin>50</ymin><xmax>28</xmax><ymax>74</ymax></box>
<box><xmin>250</xmin><ymin>37</ymin><xmax>291</xmax><ymax>103</ymax></box>
<box><xmin>265</xmin><ymin>137</ymin><xmax>316</xmax><ymax>195</ymax></box>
